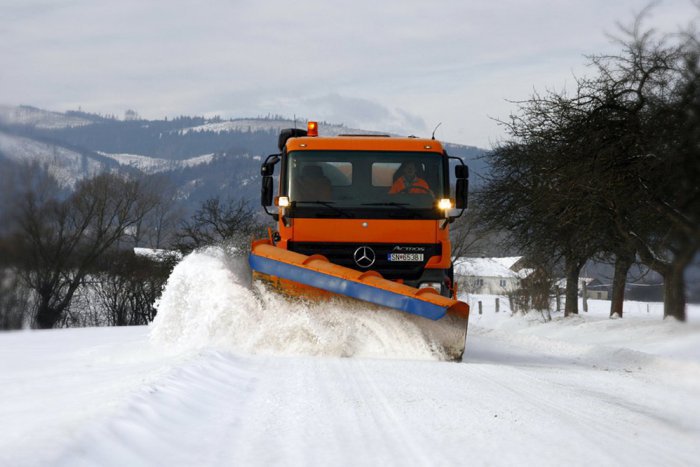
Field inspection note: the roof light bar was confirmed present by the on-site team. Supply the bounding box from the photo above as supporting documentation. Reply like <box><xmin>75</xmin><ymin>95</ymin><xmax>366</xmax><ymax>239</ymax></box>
<box><xmin>307</xmin><ymin>121</ymin><xmax>318</xmax><ymax>137</ymax></box>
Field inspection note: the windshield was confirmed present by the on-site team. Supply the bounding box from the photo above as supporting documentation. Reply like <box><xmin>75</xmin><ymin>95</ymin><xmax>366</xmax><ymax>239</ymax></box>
<box><xmin>285</xmin><ymin>150</ymin><xmax>446</xmax><ymax>219</ymax></box>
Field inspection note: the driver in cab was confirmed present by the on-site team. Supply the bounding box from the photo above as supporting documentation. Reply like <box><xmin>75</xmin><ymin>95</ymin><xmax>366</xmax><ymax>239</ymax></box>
<box><xmin>389</xmin><ymin>161</ymin><xmax>432</xmax><ymax>195</ymax></box>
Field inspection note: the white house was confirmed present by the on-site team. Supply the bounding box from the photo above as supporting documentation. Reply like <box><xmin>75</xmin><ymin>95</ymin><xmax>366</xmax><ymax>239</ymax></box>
<box><xmin>454</xmin><ymin>257</ymin><xmax>528</xmax><ymax>295</ymax></box>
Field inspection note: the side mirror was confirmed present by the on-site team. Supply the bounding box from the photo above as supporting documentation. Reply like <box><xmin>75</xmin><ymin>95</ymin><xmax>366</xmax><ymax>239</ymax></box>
<box><xmin>261</xmin><ymin>176</ymin><xmax>274</xmax><ymax>206</ymax></box>
<box><xmin>455</xmin><ymin>165</ymin><xmax>469</xmax><ymax>179</ymax></box>
<box><xmin>261</xmin><ymin>154</ymin><xmax>280</xmax><ymax>176</ymax></box>
<box><xmin>455</xmin><ymin>178</ymin><xmax>469</xmax><ymax>210</ymax></box>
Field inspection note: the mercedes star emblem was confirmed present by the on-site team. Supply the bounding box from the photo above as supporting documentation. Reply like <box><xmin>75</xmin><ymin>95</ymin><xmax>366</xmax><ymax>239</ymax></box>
<box><xmin>353</xmin><ymin>246</ymin><xmax>376</xmax><ymax>268</ymax></box>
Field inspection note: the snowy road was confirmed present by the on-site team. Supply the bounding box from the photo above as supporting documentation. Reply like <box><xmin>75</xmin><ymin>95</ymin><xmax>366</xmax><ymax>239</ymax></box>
<box><xmin>3</xmin><ymin>320</ymin><xmax>699</xmax><ymax>467</ymax></box>
<box><xmin>2</xmin><ymin>249</ymin><xmax>699</xmax><ymax>466</ymax></box>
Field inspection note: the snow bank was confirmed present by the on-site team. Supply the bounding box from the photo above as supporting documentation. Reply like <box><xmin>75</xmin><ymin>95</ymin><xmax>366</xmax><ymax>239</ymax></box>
<box><xmin>150</xmin><ymin>247</ymin><xmax>444</xmax><ymax>360</ymax></box>
<box><xmin>465</xmin><ymin>293</ymin><xmax>700</xmax><ymax>360</ymax></box>
<box><xmin>464</xmin><ymin>293</ymin><xmax>700</xmax><ymax>389</ymax></box>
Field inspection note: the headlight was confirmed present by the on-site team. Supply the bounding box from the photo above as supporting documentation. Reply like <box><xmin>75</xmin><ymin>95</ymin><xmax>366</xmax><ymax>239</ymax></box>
<box><xmin>277</xmin><ymin>196</ymin><xmax>290</xmax><ymax>207</ymax></box>
<box><xmin>438</xmin><ymin>198</ymin><xmax>452</xmax><ymax>210</ymax></box>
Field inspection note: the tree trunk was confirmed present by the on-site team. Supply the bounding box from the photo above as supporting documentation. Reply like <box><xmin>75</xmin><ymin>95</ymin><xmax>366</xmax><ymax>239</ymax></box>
<box><xmin>35</xmin><ymin>300</ymin><xmax>61</xmax><ymax>329</ymax></box>
<box><xmin>33</xmin><ymin>278</ymin><xmax>81</xmax><ymax>329</ymax></box>
<box><xmin>610</xmin><ymin>252</ymin><xmax>634</xmax><ymax>318</ymax></box>
<box><xmin>564</xmin><ymin>258</ymin><xmax>581</xmax><ymax>317</ymax></box>
<box><xmin>663</xmin><ymin>264</ymin><xmax>687</xmax><ymax>322</ymax></box>
<box><xmin>624</xmin><ymin>229</ymin><xmax>697</xmax><ymax>322</ymax></box>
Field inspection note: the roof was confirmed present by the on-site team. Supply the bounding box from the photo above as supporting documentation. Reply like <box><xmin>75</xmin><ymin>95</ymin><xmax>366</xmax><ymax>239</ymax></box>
<box><xmin>454</xmin><ymin>257</ymin><xmax>522</xmax><ymax>279</ymax></box>
<box><xmin>285</xmin><ymin>136</ymin><xmax>445</xmax><ymax>153</ymax></box>
<box><xmin>490</xmin><ymin>256</ymin><xmax>522</xmax><ymax>270</ymax></box>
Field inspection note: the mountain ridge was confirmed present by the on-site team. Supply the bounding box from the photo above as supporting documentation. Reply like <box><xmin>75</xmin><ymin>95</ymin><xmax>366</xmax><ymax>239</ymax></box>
<box><xmin>0</xmin><ymin>105</ymin><xmax>489</xmax><ymax>209</ymax></box>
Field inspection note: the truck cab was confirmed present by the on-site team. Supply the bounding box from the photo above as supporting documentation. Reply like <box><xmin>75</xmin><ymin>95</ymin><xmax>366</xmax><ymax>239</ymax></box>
<box><xmin>260</xmin><ymin>122</ymin><xmax>469</xmax><ymax>298</ymax></box>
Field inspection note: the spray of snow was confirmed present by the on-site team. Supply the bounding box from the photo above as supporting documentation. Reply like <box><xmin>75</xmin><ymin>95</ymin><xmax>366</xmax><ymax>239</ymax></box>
<box><xmin>150</xmin><ymin>247</ymin><xmax>444</xmax><ymax>360</ymax></box>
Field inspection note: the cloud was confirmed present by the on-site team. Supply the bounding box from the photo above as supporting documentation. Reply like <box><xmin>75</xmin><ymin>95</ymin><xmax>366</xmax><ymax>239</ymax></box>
<box><xmin>0</xmin><ymin>0</ymin><xmax>697</xmax><ymax>147</ymax></box>
<box><xmin>251</xmin><ymin>93</ymin><xmax>428</xmax><ymax>136</ymax></box>
<box><xmin>298</xmin><ymin>94</ymin><xmax>427</xmax><ymax>136</ymax></box>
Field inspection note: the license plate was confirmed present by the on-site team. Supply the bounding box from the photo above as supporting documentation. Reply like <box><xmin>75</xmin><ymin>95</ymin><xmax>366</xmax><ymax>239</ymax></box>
<box><xmin>387</xmin><ymin>253</ymin><xmax>424</xmax><ymax>262</ymax></box>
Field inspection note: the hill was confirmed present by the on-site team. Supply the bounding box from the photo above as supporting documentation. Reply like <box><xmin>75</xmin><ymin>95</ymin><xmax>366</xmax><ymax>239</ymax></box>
<box><xmin>0</xmin><ymin>105</ymin><xmax>490</xmax><ymax>211</ymax></box>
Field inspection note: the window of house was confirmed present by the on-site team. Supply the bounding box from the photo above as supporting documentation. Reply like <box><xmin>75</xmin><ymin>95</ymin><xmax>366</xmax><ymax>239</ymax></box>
<box><xmin>499</xmin><ymin>279</ymin><xmax>507</xmax><ymax>287</ymax></box>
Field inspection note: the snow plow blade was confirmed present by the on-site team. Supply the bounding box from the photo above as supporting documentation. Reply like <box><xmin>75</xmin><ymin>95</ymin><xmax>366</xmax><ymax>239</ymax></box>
<box><xmin>249</xmin><ymin>240</ymin><xmax>469</xmax><ymax>359</ymax></box>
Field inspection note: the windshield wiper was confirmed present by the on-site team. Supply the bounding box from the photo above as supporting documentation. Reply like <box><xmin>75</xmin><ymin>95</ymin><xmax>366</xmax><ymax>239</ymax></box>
<box><xmin>361</xmin><ymin>202</ymin><xmax>411</xmax><ymax>207</ymax></box>
<box><xmin>360</xmin><ymin>202</ymin><xmax>425</xmax><ymax>218</ymax></box>
<box><xmin>293</xmin><ymin>200</ymin><xmax>355</xmax><ymax>218</ymax></box>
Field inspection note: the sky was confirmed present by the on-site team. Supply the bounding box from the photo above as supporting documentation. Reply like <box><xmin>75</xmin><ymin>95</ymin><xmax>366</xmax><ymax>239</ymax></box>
<box><xmin>1</xmin><ymin>1</ymin><xmax>697</xmax><ymax>148</ymax></box>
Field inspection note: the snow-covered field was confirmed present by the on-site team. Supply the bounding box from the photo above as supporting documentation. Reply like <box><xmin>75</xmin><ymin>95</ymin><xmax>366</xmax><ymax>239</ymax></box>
<box><xmin>0</xmin><ymin>131</ymin><xmax>105</xmax><ymax>188</ymax></box>
<box><xmin>97</xmin><ymin>152</ymin><xmax>215</xmax><ymax>174</ymax></box>
<box><xmin>0</xmin><ymin>105</ymin><xmax>92</xmax><ymax>129</ymax></box>
<box><xmin>2</xmin><ymin>248</ymin><xmax>699</xmax><ymax>466</ymax></box>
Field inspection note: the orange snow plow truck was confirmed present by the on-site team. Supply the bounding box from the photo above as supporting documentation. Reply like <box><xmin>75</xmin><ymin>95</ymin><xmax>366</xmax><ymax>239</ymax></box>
<box><xmin>249</xmin><ymin>122</ymin><xmax>471</xmax><ymax>359</ymax></box>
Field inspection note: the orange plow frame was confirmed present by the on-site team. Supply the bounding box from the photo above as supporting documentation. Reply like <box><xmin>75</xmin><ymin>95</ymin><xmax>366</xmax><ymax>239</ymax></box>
<box><xmin>249</xmin><ymin>240</ymin><xmax>469</xmax><ymax>321</ymax></box>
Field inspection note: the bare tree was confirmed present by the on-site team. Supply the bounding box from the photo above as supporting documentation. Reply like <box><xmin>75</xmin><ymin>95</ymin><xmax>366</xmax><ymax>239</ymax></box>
<box><xmin>584</xmin><ymin>15</ymin><xmax>700</xmax><ymax>320</ymax></box>
<box><xmin>175</xmin><ymin>196</ymin><xmax>268</xmax><ymax>253</ymax></box>
<box><xmin>480</xmin><ymin>11</ymin><xmax>699</xmax><ymax>321</ymax></box>
<box><xmin>10</xmin><ymin>172</ymin><xmax>161</xmax><ymax>328</ymax></box>
<box><xmin>126</xmin><ymin>175</ymin><xmax>182</xmax><ymax>249</ymax></box>
<box><xmin>480</xmin><ymin>129</ymin><xmax>599</xmax><ymax>317</ymax></box>
<box><xmin>0</xmin><ymin>257</ymin><xmax>30</xmax><ymax>329</ymax></box>
<box><xmin>449</xmin><ymin>205</ymin><xmax>510</xmax><ymax>260</ymax></box>
<box><xmin>85</xmin><ymin>250</ymin><xmax>176</xmax><ymax>326</ymax></box>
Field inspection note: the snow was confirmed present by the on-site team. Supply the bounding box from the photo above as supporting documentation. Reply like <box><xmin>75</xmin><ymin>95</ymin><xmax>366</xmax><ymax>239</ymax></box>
<box><xmin>490</xmin><ymin>256</ymin><xmax>522</xmax><ymax>269</ymax></box>
<box><xmin>465</xmin><ymin>293</ymin><xmax>700</xmax><ymax>362</ymax></box>
<box><xmin>0</xmin><ymin>327</ymin><xmax>182</xmax><ymax>466</ymax></box>
<box><xmin>98</xmin><ymin>152</ymin><xmax>215</xmax><ymax>174</ymax></box>
<box><xmin>133</xmin><ymin>247</ymin><xmax>183</xmax><ymax>262</ymax></box>
<box><xmin>0</xmin><ymin>130</ymin><xmax>105</xmax><ymax>188</ymax></box>
<box><xmin>150</xmin><ymin>247</ymin><xmax>442</xmax><ymax>360</ymax></box>
<box><xmin>180</xmin><ymin>118</ymin><xmax>388</xmax><ymax>137</ymax></box>
<box><xmin>1</xmin><ymin>247</ymin><xmax>699</xmax><ymax>466</ymax></box>
<box><xmin>454</xmin><ymin>257</ymin><xmax>521</xmax><ymax>278</ymax></box>
<box><xmin>0</xmin><ymin>105</ymin><xmax>92</xmax><ymax>129</ymax></box>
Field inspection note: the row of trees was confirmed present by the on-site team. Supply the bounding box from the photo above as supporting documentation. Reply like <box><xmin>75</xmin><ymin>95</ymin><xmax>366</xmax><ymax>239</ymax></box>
<box><xmin>0</xmin><ymin>163</ymin><xmax>267</xmax><ymax>330</ymax></box>
<box><xmin>478</xmin><ymin>13</ymin><xmax>699</xmax><ymax>320</ymax></box>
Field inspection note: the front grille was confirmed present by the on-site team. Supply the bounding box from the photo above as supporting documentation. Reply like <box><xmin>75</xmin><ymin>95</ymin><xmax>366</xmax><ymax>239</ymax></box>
<box><xmin>288</xmin><ymin>242</ymin><xmax>441</xmax><ymax>280</ymax></box>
